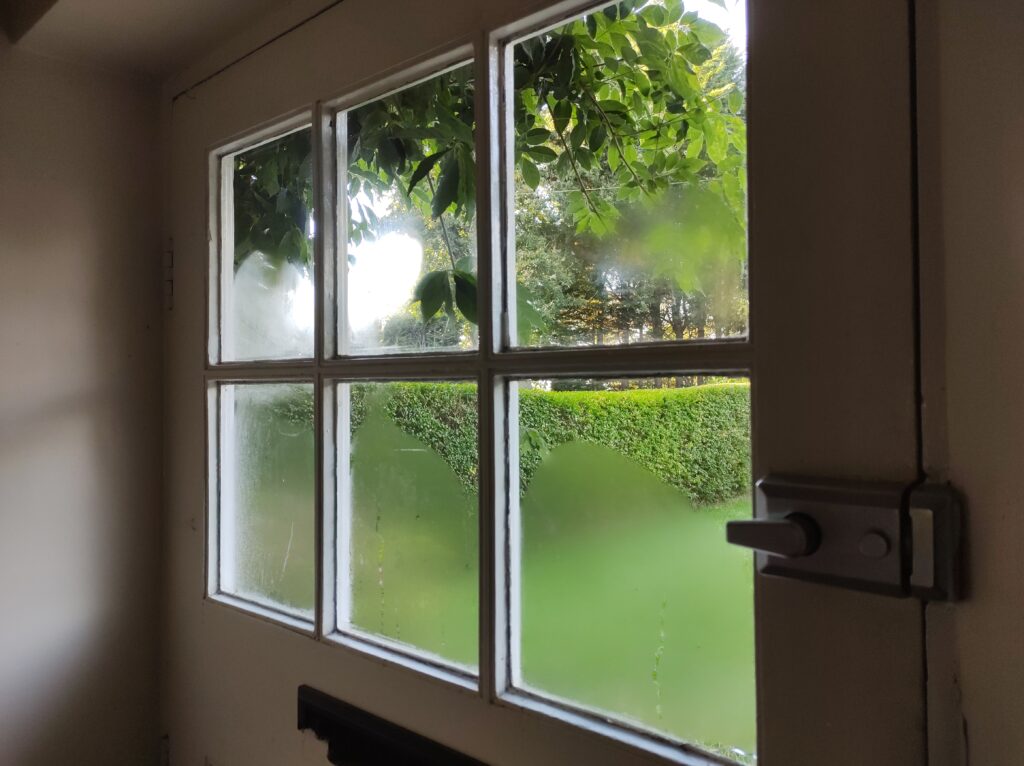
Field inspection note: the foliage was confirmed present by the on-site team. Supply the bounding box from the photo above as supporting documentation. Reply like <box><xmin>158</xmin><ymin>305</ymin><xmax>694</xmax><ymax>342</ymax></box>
<box><xmin>343</xmin><ymin>380</ymin><xmax>750</xmax><ymax>504</ymax></box>
<box><xmin>232</xmin><ymin>129</ymin><xmax>313</xmax><ymax>270</ymax></box>
<box><xmin>229</xmin><ymin>0</ymin><xmax>748</xmax><ymax>340</ymax></box>
<box><xmin>350</xmin><ymin>382</ymin><xmax>482</xmax><ymax>488</ymax></box>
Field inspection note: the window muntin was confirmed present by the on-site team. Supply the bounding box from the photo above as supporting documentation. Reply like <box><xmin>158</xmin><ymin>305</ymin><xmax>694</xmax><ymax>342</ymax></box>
<box><xmin>207</xmin><ymin>1</ymin><xmax>751</xmax><ymax>760</ymax></box>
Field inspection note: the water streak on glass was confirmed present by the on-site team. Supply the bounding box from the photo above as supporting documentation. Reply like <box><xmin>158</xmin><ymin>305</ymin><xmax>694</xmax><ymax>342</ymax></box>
<box><xmin>219</xmin><ymin>383</ymin><xmax>315</xmax><ymax>618</ymax></box>
<box><xmin>513</xmin><ymin>376</ymin><xmax>754</xmax><ymax>762</ymax></box>
<box><xmin>341</xmin><ymin>64</ymin><xmax>477</xmax><ymax>355</ymax></box>
<box><xmin>341</xmin><ymin>382</ymin><xmax>478</xmax><ymax>668</ymax></box>
<box><xmin>509</xmin><ymin>0</ymin><xmax>748</xmax><ymax>348</ymax></box>
<box><xmin>223</xmin><ymin>128</ymin><xmax>315</xmax><ymax>361</ymax></box>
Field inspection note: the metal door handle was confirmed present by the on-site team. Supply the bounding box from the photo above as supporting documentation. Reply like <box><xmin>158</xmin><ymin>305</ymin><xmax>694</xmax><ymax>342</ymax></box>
<box><xmin>723</xmin><ymin>474</ymin><xmax>962</xmax><ymax>600</ymax></box>
<box><xmin>726</xmin><ymin>513</ymin><xmax>820</xmax><ymax>558</ymax></box>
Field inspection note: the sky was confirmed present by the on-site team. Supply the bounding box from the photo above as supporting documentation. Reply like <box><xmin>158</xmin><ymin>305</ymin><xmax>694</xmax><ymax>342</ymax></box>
<box><xmin>689</xmin><ymin>0</ymin><xmax>748</xmax><ymax>53</ymax></box>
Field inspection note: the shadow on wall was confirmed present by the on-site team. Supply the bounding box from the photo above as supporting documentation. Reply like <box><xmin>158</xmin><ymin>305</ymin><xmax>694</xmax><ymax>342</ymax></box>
<box><xmin>0</xmin><ymin>47</ymin><xmax>162</xmax><ymax>766</ymax></box>
<box><xmin>0</xmin><ymin>395</ymin><xmax>157</xmax><ymax>764</ymax></box>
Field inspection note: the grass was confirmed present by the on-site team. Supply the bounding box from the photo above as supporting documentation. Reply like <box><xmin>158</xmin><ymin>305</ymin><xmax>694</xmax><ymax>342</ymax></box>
<box><xmin>230</xmin><ymin>394</ymin><xmax>756</xmax><ymax>763</ymax></box>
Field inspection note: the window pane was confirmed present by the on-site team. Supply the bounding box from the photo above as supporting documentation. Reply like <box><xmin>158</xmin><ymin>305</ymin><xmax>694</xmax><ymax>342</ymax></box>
<box><xmin>217</xmin><ymin>383</ymin><xmax>315</xmax><ymax>619</ymax></box>
<box><xmin>221</xmin><ymin>128</ymin><xmax>314</xmax><ymax>361</ymax></box>
<box><xmin>509</xmin><ymin>1</ymin><xmax>747</xmax><ymax>347</ymax></box>
<box><xmin>339</xmin><ymin>64</ymin><xmax>477</xmax><ymax>355</ymax></box>
<box><xmin>338</xmin><ymin>381</ymin><xmax>478</xmax><ymax>669</ymax></box>
<box><xmin>512</xmin><ymin>376</ymin><xmax>754</xmax><ymax>762</ymax></box>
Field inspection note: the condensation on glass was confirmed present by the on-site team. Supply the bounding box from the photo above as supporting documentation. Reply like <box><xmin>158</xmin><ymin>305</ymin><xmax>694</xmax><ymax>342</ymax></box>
<box><xmin>219</xmin><ymin>126</ymin><xmax>315</xmax><ymax>361</ymax></box>
<box><xmin>507</xmin><ymin>2</ymin><xmax>748</xmax><ymax>348</ymax></box>
<box><xmin>509</xmin><ymin>376</ymin><xmax>754</xmax><ymax>763</ymax></box>
<box><xmin>216</xmin><ymin>382</ymin><xmax>315</xmax><ymax>619</ymax></box>
<box><xmin>337</xmin><ymin>63</ymin><xmax>477</xmax><ymax>355</ymax></box>
<box><xmin>336</xmin><ymin>381</ymin><xmax>478</xmax><ymax>669</ymax></box>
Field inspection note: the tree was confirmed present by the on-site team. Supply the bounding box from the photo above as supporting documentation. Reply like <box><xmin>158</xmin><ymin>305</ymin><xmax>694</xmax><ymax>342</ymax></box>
<box><xmin>230</xmin><ymin>0</ymin><xmax>748</xmax><ymax>342</ymax></box>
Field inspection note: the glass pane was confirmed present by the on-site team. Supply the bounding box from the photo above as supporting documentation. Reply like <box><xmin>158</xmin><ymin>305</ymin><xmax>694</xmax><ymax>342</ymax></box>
<box><xmin>340</xmin><ymin>63</ymin><xmax>477</xmax><ymax>355</ymax></box>
<box><xmin>221</xmin><ymin>127</ymin><xmax>314</xmax><ymax>361</ymax></box>
<box><xmin>512</xmin><ymin>376</ymin><xmax>754</xmax><ymax>762</ymax></box>
<box><xmin>218</xmin><ymin>383</ymin><xmax>315</xmax><ymax>619</ymax></box>
<box><xmin>338</xmin><ymin>381</ymin><xmax>478</xmax><ymax>669</ymax></box>
<box><xmin>509</xmin><ymin>1</ymin><xmax>748</xmax><ymax>347</ymax></box>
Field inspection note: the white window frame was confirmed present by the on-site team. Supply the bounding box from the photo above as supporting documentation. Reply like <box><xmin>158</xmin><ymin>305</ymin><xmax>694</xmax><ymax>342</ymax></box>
<box><xmin>204</xmin><ymin>4</ymin><xmax>753</xmax><ymax>764</ymax></box>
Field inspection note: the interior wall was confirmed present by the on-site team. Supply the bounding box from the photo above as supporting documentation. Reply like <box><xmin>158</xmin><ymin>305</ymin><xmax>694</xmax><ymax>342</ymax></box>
<box><xmin>926</xmin><ymin>1</ymin><xmax>1024</xmax><ymax>765</ymax></box>
<box><xmin>0</xmin><ymin>45</ymin><xmax>162</xmax><ymax>765</ymax></box>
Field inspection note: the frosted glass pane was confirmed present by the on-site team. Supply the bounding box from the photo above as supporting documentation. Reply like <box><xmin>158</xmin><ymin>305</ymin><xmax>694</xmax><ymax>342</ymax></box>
<box><xmin>219</xmin><ymin>383</ymin><xmax>315</xmax><ymax>618</ymax></box>
<box><xmin>223</xmin><ymin>128</ymin><xmax>314</xmax><ymax>361</ymax></box>
<box><xmin>340</xmin><ymin>382</ymin><xmax>478</xmax><ymax>669</ymax></box>
<box><xmin>340</xmin><ymin>64</ymin><xmax>477</xmax><ymax>355</ymax></box>
<box><xmin>509</xmin><ymin>1</ymin><xmax>747</xmax><ymax>347</ymax></box>
<box><xmin>513</xmin><ymin>376</ymin><xmax>754</xmax><ymax>762</ymax></box>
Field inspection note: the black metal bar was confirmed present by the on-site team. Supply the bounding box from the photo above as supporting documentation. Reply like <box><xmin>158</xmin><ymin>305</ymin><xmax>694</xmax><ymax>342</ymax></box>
<box><xmin>297</xmin><ymin>686</ymin><xmax>487</xmax><ymax>766</ymax></box>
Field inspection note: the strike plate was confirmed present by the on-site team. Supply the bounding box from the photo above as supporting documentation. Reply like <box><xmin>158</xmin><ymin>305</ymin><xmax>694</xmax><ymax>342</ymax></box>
<box><xmin>726</xmin><ymin>475</ymin><xmax>962</xmax><ymax>600</ymax></box>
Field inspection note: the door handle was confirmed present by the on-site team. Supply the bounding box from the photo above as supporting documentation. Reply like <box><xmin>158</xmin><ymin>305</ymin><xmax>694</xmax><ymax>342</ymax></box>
<box><xmin>726</xmin><ymin>513</ymin><xmax>820</xmax><ymax>557</ymax></box>
<box><xmin>724</xmin><ymin>474</ymin><xmax>962</xmax><ymax>600</ymax></box>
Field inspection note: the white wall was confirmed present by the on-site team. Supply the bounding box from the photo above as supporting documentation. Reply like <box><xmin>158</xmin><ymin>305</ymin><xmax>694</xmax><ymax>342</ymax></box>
<box><xmin>0</xmin><ymin>45</ymin><xmax>162</xmax><ymax>765</ymax></box>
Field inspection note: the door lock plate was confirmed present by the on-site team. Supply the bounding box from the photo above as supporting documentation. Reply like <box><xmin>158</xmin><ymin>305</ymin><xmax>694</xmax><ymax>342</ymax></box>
<box><xmin>726</xmin><ymin>475</ymin><xmax>961</xmax><ymax>600</ymax></box>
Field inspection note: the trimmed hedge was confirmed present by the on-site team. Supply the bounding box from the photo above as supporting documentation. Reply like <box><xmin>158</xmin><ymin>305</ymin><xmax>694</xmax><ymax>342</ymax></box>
<box><xmin>347</xmin><ymin>381</ymin><xmax>750</xmax><ymax>505</ymax></box>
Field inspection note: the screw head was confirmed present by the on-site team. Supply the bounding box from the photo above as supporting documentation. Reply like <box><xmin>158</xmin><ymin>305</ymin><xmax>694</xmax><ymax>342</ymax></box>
<box><xmin>859</xmin><ymin>531</ymin><xmax>891</xmax><ymax>559</ymax></box>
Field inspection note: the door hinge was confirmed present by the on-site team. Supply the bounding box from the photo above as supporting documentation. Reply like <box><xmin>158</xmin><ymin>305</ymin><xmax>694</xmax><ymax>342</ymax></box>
<box><xmin>726</xmin><ymin>474</ymin><xmax>962</xmax><ymax>601</ymax></box>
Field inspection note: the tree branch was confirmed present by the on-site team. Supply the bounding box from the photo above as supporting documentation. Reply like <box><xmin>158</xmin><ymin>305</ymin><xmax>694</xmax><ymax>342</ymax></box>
<box><xmin>553</xmin><ymin>127</ymin><xmax>601</xmax><ymax>220</ymax></box>
<box><xmin>427</xmin><ymin>173</ymin><xmax>459</xmax><ymax>271</ymax></box>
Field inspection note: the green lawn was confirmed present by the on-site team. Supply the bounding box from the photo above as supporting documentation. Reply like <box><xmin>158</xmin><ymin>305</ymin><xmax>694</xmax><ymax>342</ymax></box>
<box><xmin>231</xmin><ymin>396</ymin><xmax>756</xmax><ymax>763</ymax></box>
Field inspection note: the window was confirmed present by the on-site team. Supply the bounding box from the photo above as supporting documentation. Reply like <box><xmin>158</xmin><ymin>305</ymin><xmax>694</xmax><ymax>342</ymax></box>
<box><xmin>208</xmin><ymin>1</ymin><xmax>751</xmax><ymax>762</ymax></box>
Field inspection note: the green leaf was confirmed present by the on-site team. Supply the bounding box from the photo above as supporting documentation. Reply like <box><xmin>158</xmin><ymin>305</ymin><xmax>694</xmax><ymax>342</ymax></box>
<box><xmin>406</xmin><ymin>148</ymin><xmax>450</xmax><ymax>197</ymax></box>
<box><xmin>704</xmin><ymin>115</ymin><xmax>728</xmax><ymax>164</ymax></box>
<box><xmin>414</xmin><ymin>270</ymin><xmax>451</xmax><ymax>320</ymax></box>
<box><xmin>588</xmin><ymin>124</ymin><xmax>607</xmax><ymax>153</ymax></box>
<box><xmin>693</xmin><ymin>18</ymin><xmax>728</xmax><ymax>48</ymax></box>
<box><xmin>552</xmin><ymin>100</ymin><xmax>572</xmax><ymax>134</ymax></box>
<box><xmin>521</xmin><ymin>158</ymin><xmax>541</xmax><ymax>189</ymax></box>
<box><xmin>524</xmin><ymin>127</ymin><xmax>551</xmax><ymax>145</ymax></box>
<box><xmin>640</xmin><ymin>5</ymin><xmax>665</xmax><ymax>26</ymax></box>
<box><xmin>453</xmin><ymin>270</ymin><xmax>478</xmax><ymax>324</ymax></box>
<box><xmin>525</xmin><ymin>145</ymin><xmax>558</xmax><ymax>163</ymax></box>
<box><xmin>570</xmin><ymin>121</ymin><xmax>588</xmax><ymax>151</ymax></box>
<box><xmin>597</xmin><ymin>99</ymin><xmax>628</xmax><ymax>113</ymax></box>
<box><xmin>607</xmin><ymin>143</ymin><xmax>620</xmax><ymax>170</ymax></box>
<box><xmin>686</xmin><ymin>133</ymin><xmax>704</xmax><ymax>160</ymax></box>
<box><xmin>515</xmin><ymin>285</ymin><xmax>546</xmax><ymax>341</ymax></box>
<box><xmin>728</xmin><ymin>88</ymin><xmax>744</xmax><ymax>113</ymax></box>
<box><xmin>431</xmin><ymin>155</ymin><xmax>460</xmax><ymax>218</ymax></box>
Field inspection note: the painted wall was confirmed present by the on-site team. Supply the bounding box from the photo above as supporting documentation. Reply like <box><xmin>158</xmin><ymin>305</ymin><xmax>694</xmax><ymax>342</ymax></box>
<box><xmin>923</xmin><ymin>2</ymin><xmax>1024</xmax><ymax>765</ymax></box>
<box><xmin>0</xmin><ymin>45</ymin><xmax>162</xmax><ymax>765</ymax></box>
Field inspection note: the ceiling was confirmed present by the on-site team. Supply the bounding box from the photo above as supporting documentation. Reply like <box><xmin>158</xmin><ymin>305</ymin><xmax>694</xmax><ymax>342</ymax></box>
<box><xmin>3</xmin><ymin>0</ymin><xmax>285</xmax><ymax>77</ymax></box>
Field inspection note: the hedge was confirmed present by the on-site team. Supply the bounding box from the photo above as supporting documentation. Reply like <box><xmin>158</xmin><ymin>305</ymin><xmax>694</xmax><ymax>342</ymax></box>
<box><xmin>346</xmin><ymin>381</ymin><xmax>750</xmax><ymax>505</ymax></box>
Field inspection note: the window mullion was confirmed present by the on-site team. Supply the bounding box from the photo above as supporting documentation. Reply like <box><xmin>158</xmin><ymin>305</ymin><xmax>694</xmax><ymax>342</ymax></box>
<box><xmin>475</xmin><ymin>34</ymin><xmax>500</xmax><ymax>703</ymax></box>
<box><xmin>333</xmin><ymin>108</ymin><xmax>350</xmax><ymax>358</ymax></box>
<box><xmin>313</xmin><ymin>100</ymin><xmax>330</xmax><ymax>638</ymax></box>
